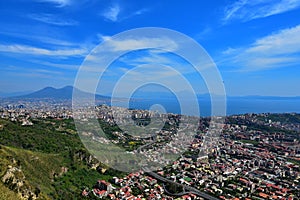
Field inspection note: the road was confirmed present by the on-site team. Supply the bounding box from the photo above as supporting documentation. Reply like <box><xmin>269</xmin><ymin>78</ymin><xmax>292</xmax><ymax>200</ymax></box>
<box><xmin>142</xmin><ymin>167</ymin><xmax>219</xmax><ymax>200</ymax></box>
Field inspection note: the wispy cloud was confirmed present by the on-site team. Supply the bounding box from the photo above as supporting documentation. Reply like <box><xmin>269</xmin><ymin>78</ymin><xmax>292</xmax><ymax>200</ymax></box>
<box><xmin>223</xmin><ymin>0</ymin><xmax>300</xmax><ymax>23</ymax></box>
<box><xmin>194</xmin><ymin>27</ymin><xmax>212</xmax><ymax>41</ymax></box>
<box><xmin>84</xmin><ymin>36</ymin><xmax>179</xmax><ymax>67</ymax></box>
<box><xmin>132</xmin><ymin>8</ymin><xmax>148</xmax><ymax>15</ymax></box>
<box><xmin>0</xmin><ymin>44</ymin><xmax>87</xmax><ymax>57</ymax></box>
<box><xmin>118</xmin><ymin>50</ymin><xmax>195</xmax><ymax>75</ymax></box>
<box><xmin>36</xmin><ymin>0</ymin><xmax>71</xmax><ymax>7</ymax></box>
<box><xmin>102</xmin><ymin>37</ymin><xmax>178</xmax><ymax>52</ymax></box>
<box><xmin>0</xmin><ymin>28</ymin><xmax>92</xmax><ymax>51</ymax></box>
<box><xmin>1</xmin><ymin>65</ymin><xmax>63</xmax><ymax>79</ymax></box>
<box><xmin>123</xmin><ymin>8</ymin><xmax>149</xmax><ymax>20</ymax></box>
<box><xmin>220</xmin><ymin>24</ymin><xmax>300</xmax><ymax>71</ymax></box>
<box><xmin>101</xmin><ymin>3</ymin><xmax>149</xmax><ymax>22</ymax></box>
<box><xmin>28</xmin><ymin>13</ymin><xmax>78</xmax><ymax>26</ymax></box>
<box><xmin>30</xmin><ymin>60</ymin><xmax>80</xmax><ymax>71</ymax></box>
<box><xmin>102</xmin><ymin>4</ymin><xmax>120</xmax><ymax>22</ymax></box>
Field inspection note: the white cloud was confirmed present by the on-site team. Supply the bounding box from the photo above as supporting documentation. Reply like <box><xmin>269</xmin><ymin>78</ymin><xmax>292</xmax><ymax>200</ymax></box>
<box><xmin>121</xmin><ymin>53</ymin><xmax>173</xmax><ymax>65</ymax></box>
<box><xmin>195</xmin><ymin>27</ymin><xmax>212</xmax><ymax>40</ymax></box>
<box><xmin>30</xmin><ymin>60</ymin><xmax>80</xmax><ymax>70</ymax></box>
<box><xmin>36</xmin><ymin>0</ymin><xmax>71</xmax><ymax>7</ymax></box>
<box><xmin>247</xmin><ymin>25</ymin><xmax>300</xmax><ymax>55</ymax></box>
<box><xmin>123</xmin><ymin>8</ymin><xmax>149</xmax><ymax>20</ymax></box>
<box><xmin>97</xmin><ymin>34</ymin><xmax>112</xmax><ymax>42</ymax></box>
<box><xmin>0</xmin><ymin>44</ymin><xmax>87</xmax><ymax>57</ymax></box>
<box><xmin>223</xmin><ymin>0</ymin><xmax>300</xmax><ymax>23</ymax></box>
<box><xmin>132</xmin><ymin>8</ymin><xmax>148</xmax><ymax>15</ymax></box>
<box><xmin>101</xmin><ymin>4</ymin><xmax>149</xmax><ymax>22</ymax></box>
<box><xmin>28</xmin><ymin>14</ymin><xmax>78</xmax><ymax>26</ymax></box>
<box><xmin>104</xmin><ymin>37</ymin><xmax>178</xmax><ymax>52</ymax></box>
<box><xmin>221</xmin><ymin>24</ymin><xmax>300</xmax><ymax>71</ymax></box>
<box><xmin>83</xmin><ymin>36</ymin><xmax>179</xmax><ymax>70</ymax></box>
<box><xmin>223</xmin><ymin>0</ymin><xmax>247</xmax><ymax>22</ymax></box>
<box><xmin>102</xmin><ymin>4</ymin><xmax>120</xmax><ymax>22</ymax></box>
<box><xmin>0</xmin><ymin>29</ymin><xmax>81</xmax><ymax>48</ymax></box>
<box><xmin>2</xmin><ymin>65</ymin><xmax>63</xmax><ymax>79</ymax></box>
<box><xmin>118</xmin><ymin>50</ymin><xmax>197</xmax><ymax>75</ymax></box>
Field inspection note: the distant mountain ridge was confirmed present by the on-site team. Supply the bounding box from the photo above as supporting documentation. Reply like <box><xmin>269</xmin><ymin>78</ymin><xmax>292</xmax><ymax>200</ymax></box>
<box><xmin>129</xmin><ymin>90</ymin><xmax>300</xmax><ymax>101</ymax></box>
<box><xmin>11</xmin><ymin>86</ymin><xmax>110</xmax><ymax>100</ymax></box>
<box><xmin>3</xmin><ymin>86</ymin><xmax>300</xmax><ymax>101</ymax></box>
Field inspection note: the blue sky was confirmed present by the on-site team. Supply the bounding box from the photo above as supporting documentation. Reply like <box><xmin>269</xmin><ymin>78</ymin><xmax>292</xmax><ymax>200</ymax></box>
<box><xmin>0</xmin><ymin>0</ymin><xmax>300</xmax><ymax>96</ymax></box>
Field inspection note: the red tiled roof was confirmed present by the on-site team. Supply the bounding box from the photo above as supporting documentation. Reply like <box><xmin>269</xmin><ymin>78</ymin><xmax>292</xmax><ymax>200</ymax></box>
<box><xmin>281</xmin><ymin>188</ymin><xmax>289</xmax><ymax>193</ymax></box>
<box><xmin>101</xmin><ymin>190</ymin><xmax>107</xmax><ymax>195</ymax></box>
<box><xmin>259</xmin><ymin>192</ymin><xmax>269</xmax><ymax>199</ymax></box>
<box><xmin>239</xmin><ymin>178</ymin><xmax>248</xmax><ymax>184</ymax></box>
<box><xmin>276</xmin><ymin>190</ymin><xmax>285</xmax><ymax>196</ymax></box>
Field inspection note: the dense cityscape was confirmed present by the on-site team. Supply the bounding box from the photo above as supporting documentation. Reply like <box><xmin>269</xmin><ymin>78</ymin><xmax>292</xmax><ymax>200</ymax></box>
<box><xmin>0</xmin><ymin>102</ymin><xmax>299</xmax><ymax>199</ymax></box>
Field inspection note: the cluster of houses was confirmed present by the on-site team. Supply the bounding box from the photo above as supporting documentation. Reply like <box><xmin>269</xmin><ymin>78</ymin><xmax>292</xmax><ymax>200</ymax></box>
<box><xmin>81</xmin><ymin>112</ymin><xmax>300</xmax><ymax>199</ymax></box>
<box><xmin>82</xmin><ymin>172</ymin><xmax>175</xmax><ymax>199</ymax></box>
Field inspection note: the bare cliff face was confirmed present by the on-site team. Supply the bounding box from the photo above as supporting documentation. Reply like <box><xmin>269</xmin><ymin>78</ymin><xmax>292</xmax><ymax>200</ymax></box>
<box><xmin>75</xmin><ymin>149</ymin><xmax>102</xmax><ymax>169</ymax></box>
<box><xmin>2</xmin><ymin>164</ymin><xmax>39</xmax><ymax>200</ymax></box>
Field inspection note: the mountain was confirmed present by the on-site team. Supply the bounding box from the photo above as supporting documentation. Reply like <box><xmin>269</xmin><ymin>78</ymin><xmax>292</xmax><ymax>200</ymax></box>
<box><xmin>5</xmin><ymin>86</ymin><xmax>300</xmax><ymax>101</ymax></box>
<box><xmin>12</xmin><ymin>86</ymin><xmax>110</xmax><ymax>100</ymax></box>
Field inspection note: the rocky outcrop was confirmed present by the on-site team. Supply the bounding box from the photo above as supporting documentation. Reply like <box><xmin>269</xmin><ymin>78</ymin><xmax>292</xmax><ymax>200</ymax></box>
<box><xmin>2</xmin><ymin>165</ymin><xmax>39</xmax><ymax>200</ymax></box>
<box><xmin>75</xmin><ymin>149</ymin><xmax>101</xmax><ymax>169</ymax></box>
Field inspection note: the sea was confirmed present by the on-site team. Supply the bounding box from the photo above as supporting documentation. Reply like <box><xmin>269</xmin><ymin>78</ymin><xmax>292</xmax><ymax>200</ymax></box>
<box><xmin>111</xmin><ymin>97</ymin><xmax>300</xmax><ymax>117</ymax></box>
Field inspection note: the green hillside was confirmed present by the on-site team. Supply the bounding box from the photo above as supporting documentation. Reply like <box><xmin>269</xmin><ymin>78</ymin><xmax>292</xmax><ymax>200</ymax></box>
<box><xmin>0</xmin><ymin>145</ymin><xmax>61</xmax><ymax>199</ymax></box>
<box><xmin>0</xmin><ymin>118</ymin><xmax>115</xmax><ymax>199</ymax></box>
